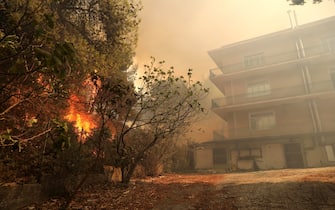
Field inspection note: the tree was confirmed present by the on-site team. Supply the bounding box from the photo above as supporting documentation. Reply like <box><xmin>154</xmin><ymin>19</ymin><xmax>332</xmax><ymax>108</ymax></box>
<box><xmin>0</xmin><ymin>2</ymin><xmax>82</xmax><ymax>183</ymax></box>
<box><xmin>287</xmin><ymin>0</ymin><xmax>323</xmax><ymax>5</ymax></box>
<box><xmin>0</xmin><ymin>0</ymin><xmax>141</xmax><ymax>184</ymax></box>
<box><xmin>0</xmin><ymin>0</ymin><xmax>141</xmax><ymax>146</ymax></box>
<box><xmin>54</xmin><ymin>0</ymin><xmax>141</xmax><ymax>77</ymax></box>
<box><xmin>92</xmin><ymin>57</ymin><xmax>209</xmax><ymax>184</ymax></box>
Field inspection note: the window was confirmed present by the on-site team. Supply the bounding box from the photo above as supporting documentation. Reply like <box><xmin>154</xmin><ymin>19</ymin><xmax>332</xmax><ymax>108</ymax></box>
<box><xmin>244</xmin><ymin>53</ymin><xmax>264</xmax><ymax>68</ymax></box>
<box><xmin>325</xmin><ymin>145</ymin><xmax>335</xmax><ymax>161</ymax></box>
<box><xmin>330</xmin><ymin>69</ymin><xmax>335</xmax><ymax>88</ymax></box>
<box><xmin>237</xmin><ymin>148</ymin><xmax>262</xmax><ymax>159</ymax></box>
<box><xmin>250</xmin><ymin>112</ymin><xmax>275</xmax><ymax>130</ymax></box>
<box><xmin>247</xmin><ymin>81</ymin><xmax>271</xmax><ymax>97</ymax></box>
<box><xmin>324</xmin><ymin>37</ymin><xmax>335</xmax><ymax>52</ymax></box>
<box><xmin>213</xmin><ymin>148</ymin><xmax>227</xmax><ymax>164</ymax></box>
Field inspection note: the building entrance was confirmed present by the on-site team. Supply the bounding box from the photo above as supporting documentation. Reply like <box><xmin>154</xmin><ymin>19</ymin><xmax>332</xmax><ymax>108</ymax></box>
<box><xmin>284</xmin><ymin>143</ymin><xmax>304</xmax><ymax>168</ymax></box>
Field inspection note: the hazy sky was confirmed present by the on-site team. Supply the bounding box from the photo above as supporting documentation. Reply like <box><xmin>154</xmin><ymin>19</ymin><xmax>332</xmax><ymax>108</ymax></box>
<box><xmin>136</xmin><ymin>0</ymin><xmax>335</xmax><ymax>80</ymax></box>
<box><xmin>135</xmin><ymin>0</ymin><xmax>335</xmax><ymax>141</ymax></box>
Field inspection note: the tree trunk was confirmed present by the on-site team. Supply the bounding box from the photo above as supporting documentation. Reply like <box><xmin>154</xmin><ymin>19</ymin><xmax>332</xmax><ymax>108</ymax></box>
<box><xmin>122</xmin><ymin>161</ymin><xmax>137</xmax><ymax>184</ymax></box>
<box><xmin>121</xmin><ymin>137</ymin><xmax>159</xmax><ymax>184</ymax></box>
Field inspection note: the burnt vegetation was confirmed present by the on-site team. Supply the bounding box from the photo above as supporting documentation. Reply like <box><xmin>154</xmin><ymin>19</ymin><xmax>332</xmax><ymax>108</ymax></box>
<box><xmin>0</xmin><ymin>0</ymin><xmax>207</xmax><ymax>208</ymax></box>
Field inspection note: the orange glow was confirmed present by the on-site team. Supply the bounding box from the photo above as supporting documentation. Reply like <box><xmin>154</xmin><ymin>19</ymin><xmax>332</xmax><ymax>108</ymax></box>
<box><xmin>65</xmin><ymin>94</ymin><xmax>97</xmax><ymax>141</ymax></box>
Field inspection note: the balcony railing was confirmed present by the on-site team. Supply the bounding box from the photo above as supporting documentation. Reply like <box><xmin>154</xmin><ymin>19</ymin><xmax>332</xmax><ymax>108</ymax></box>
<box><xmin>223</xmin><ymin>123</ymin><xmax>316</xmax><ymax>140</ymax></box>
<box><xmin>210</xmin><ymin>44</ymin><xmax>333</xmax><ymax>77</ymax></box>
<box><xmin>212</xmin><ymin>80</ymin><xmax>335</xmax><ymax>108</ymax></box>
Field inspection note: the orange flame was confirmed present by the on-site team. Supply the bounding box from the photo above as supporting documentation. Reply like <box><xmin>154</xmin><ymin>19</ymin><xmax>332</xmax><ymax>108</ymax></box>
<box><xmin>65</xmin><ymin>94</ymin><xmax>96</xmax><ymax>141</ymax></box>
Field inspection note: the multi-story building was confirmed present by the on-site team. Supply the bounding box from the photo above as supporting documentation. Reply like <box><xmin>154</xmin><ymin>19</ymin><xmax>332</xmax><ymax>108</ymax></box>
<box><xmin>194</xmin><ymin>16</ymin><xmax>335</xmax><ymax>172</ymax></box>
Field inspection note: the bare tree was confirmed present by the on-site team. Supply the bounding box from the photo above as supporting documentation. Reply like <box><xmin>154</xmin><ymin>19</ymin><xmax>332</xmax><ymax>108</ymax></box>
<box><xmin>92</xmin><ymin>58</ymin><xmax>209</xmax><ymax>184</ymax></box>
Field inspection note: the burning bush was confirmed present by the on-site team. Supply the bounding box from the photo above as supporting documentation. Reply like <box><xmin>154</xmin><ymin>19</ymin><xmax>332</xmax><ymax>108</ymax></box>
<box><xmin>64</xmin><ymin>94</ymin><xmax>97</xmax><ymax>142</ymax></box>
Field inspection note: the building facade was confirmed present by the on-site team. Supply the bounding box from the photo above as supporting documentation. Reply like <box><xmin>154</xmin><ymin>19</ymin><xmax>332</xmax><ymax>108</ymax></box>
<box><xmin>194</xmin><ymin>16</ymin><xmax>335</xmax><ymax>172</ymax></box>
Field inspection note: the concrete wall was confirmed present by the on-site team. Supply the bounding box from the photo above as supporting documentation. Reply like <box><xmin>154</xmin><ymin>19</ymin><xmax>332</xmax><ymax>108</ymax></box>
<box><xmin>259</xmin><ymin>144</ymin><xmax>286</xmax><ymax>169</ymax></box>
<box><xmin>217</xmin><ymin>33</ymin><xmax>297</xmax><ymax>74</ymax></box>
<box><xmin>231</xmin><ymin>143</ymin><xmax>286</xmax><ymax>171</ymax></box>
<box><xmin>194</xmin><ymin>143</ymin><xmax>287</xmax><ymax>171</ymax></box>
<box><xmin>308</xmin><ymin>62</ymin><xmax>334</xmax><ymax>90</ymax></box>
<box><xmin>305</xmin><ymin>147</ymin><xmax>324</xmax><ymax>167</ymax></box>
<box><xmin>298</xmin><ymin>22</ymin><xmax>335</xmax><ymax>56</ymax></box>
<box><xmin>206</xmin><ymin>18</ymin><xmax>335</xmax><ymax>172</ymax></box>
<box><xmin>212</xmin><ymin>18</ymin><xmax>335</xmax><ymax>141</ymax></box>
<box><xmin>194</xmin><ymin>138</ymin><xmax>335</xmax><ymax>171</ymax></box>
<box><xmin>224</xmin><ymin>65</ymin><xmax>304</xmax><ymax>101</ymax></box>
<box><xmin>316</xmin><ymin>98</ymin><xmax>335</xmax><ymax>132</ymax></box>
<box><xmin>226</xmin><ymin>101</ymin><xmax>314</xmax><ymax>139</ymax></box>
<box><xmin>194</xmin><ymin>148</ymin><xmax>213</xmax><ymax>169</ymax></box>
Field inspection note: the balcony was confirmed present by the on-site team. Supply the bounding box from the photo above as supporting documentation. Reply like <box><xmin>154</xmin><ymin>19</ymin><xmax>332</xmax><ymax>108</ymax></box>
<box><xmin>222</xmin><ymin>123</ymin><xmax>316</xmax><ymax>140</ymax></box>
<box><xmin>212</xmin><ymin>80</ymin><xmax>335</xmax><ymax>109</ymax></box>
<box><xmin>213</xmin><ymin>129</ymin><xmax>227</xmax><ymax>140</ymax></box>
<box><xmin>210</xmin><ymin>44</ymin><xmax>334</xmax><ymax>78</ymax></box>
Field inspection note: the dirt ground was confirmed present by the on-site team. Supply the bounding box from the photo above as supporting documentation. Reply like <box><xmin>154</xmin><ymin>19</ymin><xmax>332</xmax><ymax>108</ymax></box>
<box><xmin>26</xmin><ymin>167</ymin><xmax>335</xmax><ymax>209</ymax></box>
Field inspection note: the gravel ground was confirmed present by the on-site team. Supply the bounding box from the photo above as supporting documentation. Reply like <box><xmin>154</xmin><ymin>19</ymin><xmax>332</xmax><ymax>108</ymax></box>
<box><xmin>22</xmin><ymin>167</ymin><xmax>335</xmax><ymax>209</ymax></box>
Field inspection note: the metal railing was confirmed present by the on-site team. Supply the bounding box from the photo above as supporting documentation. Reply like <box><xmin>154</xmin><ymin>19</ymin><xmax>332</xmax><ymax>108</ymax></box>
<box><xmin>222</xmin><ymin>123</ymin><xmax>316</xmax><ymax>140</ymax></box>
<box><xmin>212</xmin><ymin>80</ymin><xmax>335</xmax><ymax>108</ymax></box>
<box><xmin>217</xmin><ymin>121</ymin><xmax>335</xmax><ymax>140</ymax></box>
<box><xmin>209</xmin><ymin>44</ymin><xmax>333</xmax><ymax>77</ymax></box>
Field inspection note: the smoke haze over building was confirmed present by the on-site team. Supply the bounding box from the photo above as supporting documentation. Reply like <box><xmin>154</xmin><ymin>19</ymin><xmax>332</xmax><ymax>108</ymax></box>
<box><xmin>135</xmin><ymin>0</ymin><xmax>335</xmax><ymax>142</ymax></box>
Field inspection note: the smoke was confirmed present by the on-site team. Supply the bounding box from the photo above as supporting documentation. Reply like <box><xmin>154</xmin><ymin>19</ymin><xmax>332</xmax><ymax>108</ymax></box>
<box><xmin>135</xmin><ymin>0</ymin><xmax>334</xmax><ymax>142</ymax></box>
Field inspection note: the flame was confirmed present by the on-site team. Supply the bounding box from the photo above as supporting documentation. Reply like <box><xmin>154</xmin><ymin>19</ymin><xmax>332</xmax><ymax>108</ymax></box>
<box><xmin>65</xmin><ymin>94</ymin><xmax>96</xmax><ymax>141</ymax></box>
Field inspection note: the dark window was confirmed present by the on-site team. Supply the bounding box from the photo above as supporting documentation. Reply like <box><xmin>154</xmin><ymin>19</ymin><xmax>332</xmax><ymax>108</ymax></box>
<box><xmin>330</xmin><ymin>70</ymin><xmax>335</xmax><ymax>88</ymax></box>
<box><xmin>325</xmin><ymin>37</ymin><xmax>335</xmax><ymax>52</ymax></box>
<box><xmin>238</xmin><ymin>148</ymin><xmax>262</xmax><ymax>159</ymax></box>
<box><xmin>325</xmin><ymin>145</ymin><xmax>335</xmax><ymax>161</ymax></box>
<box><xmin>213</xmin><ymin>148</ymin><xmax>227</xmax><ymax>164</ymax></box>
<box><xmin>250</xmin><ymin>111</ymin><xmax>276</xmax><ymax>130</ymax></box>
<box><xmin>247</xmin><ymin>80</ymin><xmax>271</xmax><ymax>97</ymax></box>
<box><xmin>284</xmin><ymin>143</ymin><xmax>304</xmax><ymax>168</ymax></box>
<box><xmin>244</xmin><ymin>53</ymin><xmax>264</xmax><ymax>68</ymax></box>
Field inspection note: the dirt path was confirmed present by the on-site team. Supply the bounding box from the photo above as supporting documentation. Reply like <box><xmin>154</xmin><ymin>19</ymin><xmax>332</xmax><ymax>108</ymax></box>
<box><xmin>27</xmin><ymin>167</ymin><xmax>335</xmax><ymax>209</ymax></box>
<box><xmin>220</xmin><ymin>181</ymin><xmax>335</xmax><ymax>209</ymax></box>
<box><xmin>215</xmin><ymin>167</ymin><xmax>335</xmax><ymax>210</ymax></box>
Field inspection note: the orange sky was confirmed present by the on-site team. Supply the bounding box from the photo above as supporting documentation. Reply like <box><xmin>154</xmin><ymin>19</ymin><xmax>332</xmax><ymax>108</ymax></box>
<box><xmin>135</xmin><ymin>0</ymin><xmax>335</xmax><ymax>142</ymax></box>
<box><xmin>136</xmin><ymin>0</ymin><xmax>334</xmax><ymax>80</ymax></box>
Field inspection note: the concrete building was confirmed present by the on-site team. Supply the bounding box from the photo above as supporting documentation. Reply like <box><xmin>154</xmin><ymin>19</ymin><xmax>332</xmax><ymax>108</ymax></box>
<box><xmin>194</xmin><ymin>16</ymin><xmax>335</xmax><ymax>172</ymax></box>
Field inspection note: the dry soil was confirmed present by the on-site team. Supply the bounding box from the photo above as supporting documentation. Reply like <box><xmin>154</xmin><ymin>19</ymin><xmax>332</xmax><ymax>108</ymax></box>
<box><xmin>25</xmin><ymin>167</ymin><xmax>335</xmax><ymax>209</ymax></box>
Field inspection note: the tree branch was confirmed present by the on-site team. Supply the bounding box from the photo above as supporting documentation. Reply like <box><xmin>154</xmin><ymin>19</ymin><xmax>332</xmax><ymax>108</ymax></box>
<box><xmin>12</xmin><ymin>127</ymin><xmax>53</xmax><ymax>143</ymax></box>
<box><xmin>0</xmin><ymin>98</ymin><xmax>28</xmax><ymax>117</ymax></box>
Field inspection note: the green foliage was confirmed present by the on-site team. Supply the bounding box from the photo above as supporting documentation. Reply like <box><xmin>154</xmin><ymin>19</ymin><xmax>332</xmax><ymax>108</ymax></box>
<box><xmin>1</xmin><ymin>0</ymin><xmax>80</xmax><ymax>153</ymax></box>
<box><xmin>56</xmin><ymin>0</ymin><xmax>141</xmax><ymax>77</ymax></box>
<box><xmin>51</xmin><ymin>119</ymin><xmax>71</xmax><ymax>151</ymax></box>
<box><xmin>0</xmin><ymin>119</ymin><xmax>72</xmax><ymax>183</ymax></box>
<box><xmin>92</xmin><ymin>74</ymin><xmax>135</xmax><ymax>121</ymax></box>
<box><xmin>0</xmin><ymin>0</ymin><xmax>140</xmax><ymax>185</ymax></box>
